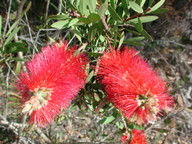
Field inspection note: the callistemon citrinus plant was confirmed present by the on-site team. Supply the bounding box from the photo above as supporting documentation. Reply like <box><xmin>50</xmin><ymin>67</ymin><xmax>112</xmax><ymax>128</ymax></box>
<box><xmin>98</xmin><ymin>47</ymin><xmax>174</xmax><ymax>125</ymax></box>
<box><xmin>17</xmin><ymin>41</ymin><xmax>88</xmax><ymax>127</ymax></box>
<box><xmin>121</xmin><ymin>129</ymin><xmax>148</xmax><ymax>144</ymax></box>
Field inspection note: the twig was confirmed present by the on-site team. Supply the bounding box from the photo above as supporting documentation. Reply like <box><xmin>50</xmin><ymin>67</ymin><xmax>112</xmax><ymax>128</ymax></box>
<box><xmin>124</xmin><ymin>8</ymin><xmax>151</xmax><ymax>22</ymax></box>
<box><xmin>36</xmin><ymin>127</ymin><xmax>52</xmax><ymax>143</ymax></box>
<box><xmin>101</xmin><ymin>17</ymin><xmax>110</xmax><ymax>31</ymax></box>
<box><xmin>2</xmin><ymin>0</ymin><xmax>12</xmax><ymax>39</ymax></box>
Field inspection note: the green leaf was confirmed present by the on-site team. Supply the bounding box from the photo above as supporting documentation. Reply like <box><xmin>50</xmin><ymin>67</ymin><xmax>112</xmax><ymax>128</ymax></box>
<box><xmin>108</xmin><ymin>5</ymin><xmax>122</xmax><ymax>21</ymax></box>
<box><xmin>116</xmin><ymin>121</ymin><xmax>124</xmax><ymax>129</ymax></box>
<box><xmin>128</xmin><ymin>16</ymin><xmax>158</xmax><ymax>23</ymax></box>
<box><xmin>140</xmin><ymin>0</ymin><xmax>146</xmax><ymax>7</ymax></box>
<box><xmin>98</xmin><ymin>2</ymin><xmax>108</xmax><ymax>17</ymax></box>
<box><xmin>4</xmin><ymin>27</ymin><xmax>20</xmax><ymax>46</ymax></box>
<box><xmin>150</xmin><ymin>0</ymin><xmax>165</xmax><ymax>12</ymax></box>
<box><xmin>150</xmin><ymin>8</ymin><xmax>168</xmax><ymax>14</ymax></box>
<box><xmin>127</xmin><ymin>36</ymin><xmax>145</xmax><ymax>41</ymax></box>
<box><xmin>133</xmin><ymin>124</ymin><xmax>144</xmax><ymax>130</ymax></box>
<box><xmin>48</xmin><ymin>14</ymin><xmax>69</xmax><ymax>20</ymax></box>
<box><xmin>9</xmin><ymin>57</ymin><xmax>25</xmax><ymax>61</ymax></box>
<box><xmin>51</xmin><ymin>19</ymin><xmax>70</xmax><ymax>29</ymax></box>
<box><xmin>78</xmin><ymin>17</ymin><xmax>92</xmax><ymax>24</ymax></box>
<box><xmin>87</xmin><ymin>52</ymin><xmax>103</xmax><ymax>57</ymax></box>
<box><xmin>79</xmin><ymin>0</ymin><xmax>90</xmax><ymax>16</ymax></box>
<box><xmin>140</xmin><ymin>29</ymin><xmax>153</xmax><ymax>41</ymax></box>
<box><xmin>88</xmin><ymin>13</ymin><xmax>100</xmax><ymax>22</ymax></box>
<box><xmin>129</xmin><ymin>1</ymin><xmax>143</xmax><ymax>13</ymax></box>
<box><xmin>148</xmin><ymin>0</ymin><xmax>154</xmax><ymax>7</ymax></box>
<box><xmin>122</xmin><ymin>0</ymin><xmax>129</xmax><ymax>14</ymax></box>
<box><xmin>118</xmin><ymin>32</ymin><xmax>125</xmax><ymax>48</ymax></box>
<box><xmin>87</xmin><ymin>0</ymin><xmax>96</xmax><ymax>13</ymax></box>
<box><xmin>98</xmin><ymin>116</ymin><xmax>115</xmax><ymax>124</ymax></box>
<box><xmin>68</xmin><ymin>18</ymin><xmax>79</xmax><ymax>27</ymax></box>
<box><xmin>6</xmin><ymin>21</ymin><xmax>18</xmax><ymax>37</ymax></box>
<box><xmin>125</xmin><ymin>41</ymin><xmax>145</xmax><ymax>46</ymax></box>
<box><xmin>133</xmin><ymin>17</ymin><xmax>143</xmax><ymax>32</ymax></box>
<box><xmin>5</xmin><ymin>42</ymin><xmax>27</xmax><ymax>53</ymax></box>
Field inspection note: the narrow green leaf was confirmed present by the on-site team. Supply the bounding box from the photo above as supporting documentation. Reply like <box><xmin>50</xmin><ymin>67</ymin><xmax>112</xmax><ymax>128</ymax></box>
<box><xmin>51</xmin><ymin>19</ymin><xmax>70</xmax><ymax>29</ymax></box>
<box><xmin>129</xmin><ymin>1</ymin><xmax>143</xmax><ymax>13</ymax></box>
<box><xmin>9</xmin><ymin>57</ymin><xmax>25</xmax><ymax>61</ymax></box>
<box><xmin>150</xmin><ymin>8</ymin><xmax>168</xmax><ymax>14</ymax></box>
<box><xmin>108</xmin><ymin>5</ymin><xmax>122</xmax><ymax>21</ymax></box>
<box><xmin>98</xmin><ymin>116</ymin><xmax>115</xmax><ymax>124</ymax></box>
<box><xmin>98</xmin><ymin>2</ymin><xmax>108</xmax><ymax>17</ymax></box>
<box><xmin>150</xmin><ymin>0</ymin><xmax>165</xmax><ymax>12</ymax></box>
<box><xmin>127</xmin><ymin>36</ymin><xmax>145</xmax><ymax>41</ymax></box>
<box><xmin>118</xmin><ymin>32</ymin><xmax>125</xmax><ymax>48</ymax></box>
<box><xmin>133</xmin><ymin>17</ymin><xmax>143</xmax><ymax>32</ymax></box>
<box><xmin>87</xmin><ymin>52</ymin><xmax>103</xmax><ymax>57</ymax></box>
<box><xmin>140</xmin><ymin>0</ymin><xmax>146</xmax><ymax>7</ymax></box>
<box><xmin>122</xmin><ymin>0</ymin><xmax>129</xmax><ymax>14</ymax></box>
<box><xmin>6</xmin><ymin>21</ymin><xmax>18</xmax><ymax>37</ymax></box>
<box><xmin>88</xmin><ymin>13</ymin><xmax>100</xmax><ymax>22</ymax></box>
<box><xmin>141</xmin><ymin>29</ymin><xmax>153</xmax><ymax>41</ymax></box>
<box><xmin>148</xmin><ymin>0</ymin><xmax>154</xmax><ymax>7</ymax></box>
<box><xmin>128</xmin><ymin>16</ymin><xmax>158</xmax><ymax>23</ymax></box>
<box><xmin>4</xmin><ymin>27</ymin><xmax>20</xmax><ymax>46</ymax></box>
<box><xmin>125</xmin><ymin>41</ymin><xmax>145</xmax><ymax>46</ymax></box>
<box><xmin>48</xmin><ymin>15</ymin><xmax>69</xmax><ymax>20</ymax></box>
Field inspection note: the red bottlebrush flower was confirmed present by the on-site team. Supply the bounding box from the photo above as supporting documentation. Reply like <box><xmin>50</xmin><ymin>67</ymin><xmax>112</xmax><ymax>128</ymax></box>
<box><xmin>17</xmin><ymin>41</ymin><xmax>87</xmax><ymax>127</ymax></box>
<box><xmin>121</xmin><ymin>129</ymin><xmax>148</xmax><ymax>144</ymax></box>
<box><xmin>98</xmin><ymin>47</ymin><xmax>174</xmax><ymax>125</ymax></box>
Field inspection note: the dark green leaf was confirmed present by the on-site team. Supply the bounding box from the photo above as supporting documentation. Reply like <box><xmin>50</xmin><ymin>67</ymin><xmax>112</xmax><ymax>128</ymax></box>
<box><xmin>148</xmin><ymin>0</ymin><xmax>154</xmax><ymax>7</ymax></box>
<box><xmin>150</xmin><ymin>8</ymin><xmax>168</xmax><ymax>14</ymax></box>
<box><xmin>140</xmin><ymin>29</ymin><xmax>153</xmax><ymax>41</ymax></box>
<box><xmin>87</xmin><ymin>52</ymin><xmax>103</xmax><ymax>57</ymax></box>
<box><xmin>122</xmin><ymin>0</ymin><xmax>129</xmax><ymax>14</ymax></box>
<box><xmin>133</xmin><ymin>17</ymin><xmax>143</xmax><ymax>32</ymax></box>
<box><xmin>88</xmin><ymin>13</ymin><xmax>100</xmax><ymax>22</ymax></box>
<box><xmin>108</xmin><ymin>5</ymin><xmax>122</xmax><ymax>21</ymax></box>
<box><xmin>78</xmin><ymin>17</ymin><xmax>92</xmax><ymax>24</ymax></box>
<box><xmin>5</xmin><ymin>42</ymin><xmax>27</xmax><ymax>53</ymax></box>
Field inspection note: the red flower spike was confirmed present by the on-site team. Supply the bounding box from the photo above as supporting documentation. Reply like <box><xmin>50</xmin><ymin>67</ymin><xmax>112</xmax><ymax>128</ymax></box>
<box><xmin>121</xmin><ymin>129</ymin><xmax>148</xmax><ymax>144</ymax></box>
<box><xmin>98</xmin><ymin>48</ymin><xmax>174</xmax><ymax>125</ymax></box>
<box><xmin>17</xmin><ymin>41</ymin><xmax>88</xmax><ymax>127</ymax></box>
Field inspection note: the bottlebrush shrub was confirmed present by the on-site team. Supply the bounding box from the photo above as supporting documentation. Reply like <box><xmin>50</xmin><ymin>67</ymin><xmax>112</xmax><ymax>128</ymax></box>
<box><xmin>121</xmin><ymin>129</ymin><xmax>148</xmax><ymax>144</ymax></box>
<box><xmin>17</xmin><ymin>41</ymin><xmax>88</xmax><ymax>127</ymax></box>
<box><xmin>97</xmin><ymin>47</ymin><xmax>174</xmax><ymax>125</ymax></box>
